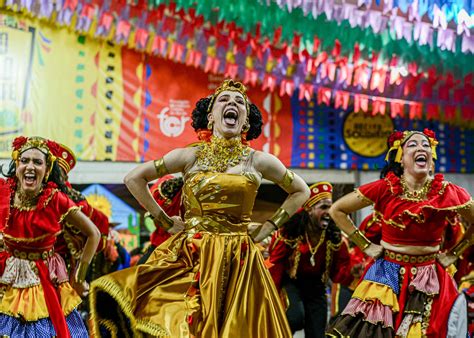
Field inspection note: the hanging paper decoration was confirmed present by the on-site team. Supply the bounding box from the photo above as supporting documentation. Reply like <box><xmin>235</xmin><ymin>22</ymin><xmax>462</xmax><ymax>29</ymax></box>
<box><xmin>1</xmin><ymin>0</ymin><xmax>473</xmax><ymax>124</ymax></box>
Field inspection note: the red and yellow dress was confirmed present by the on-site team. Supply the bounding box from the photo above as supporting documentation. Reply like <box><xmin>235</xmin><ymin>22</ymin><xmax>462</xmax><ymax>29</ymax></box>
<box><xmin>90</xmin><ymin>171</ymin><xmax>292</xmax><ymax>337</ymax></box>
<box><xmin>0</xmin><ymin>178</ymin><xmax>88</xmax><ymax>337</ymax></box>
<box><xmin>327</xmin><ymin>172</ymin><xmax>472</xmax><ymax>337</ymax></box>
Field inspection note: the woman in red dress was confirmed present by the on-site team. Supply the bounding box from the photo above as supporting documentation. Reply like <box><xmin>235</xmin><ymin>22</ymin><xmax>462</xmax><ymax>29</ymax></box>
<box><xmin>0</xmin><ymin>136</ymin><xmax>100</xmax><ymax>337</ymax></box>
<box><xmin>326</xmin><ymin>129</ymin><xmax>473</xmax><ymax>337</ymax></box>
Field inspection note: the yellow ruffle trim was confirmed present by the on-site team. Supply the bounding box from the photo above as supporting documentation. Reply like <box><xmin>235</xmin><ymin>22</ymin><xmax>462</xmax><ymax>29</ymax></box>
<box><xmin>89</xmin><ymin>276</ymin><xmax>169</xmax><ymax>337</ymax></box>
<box><xmin>0</xmin><ymin>282</ymin><xmax>81</xmax><ymax>321</ymax></box>
<box><xmin>352</xmin><ymin>280</ymin><xmax>400</xmax><ymax>312</ymax></box>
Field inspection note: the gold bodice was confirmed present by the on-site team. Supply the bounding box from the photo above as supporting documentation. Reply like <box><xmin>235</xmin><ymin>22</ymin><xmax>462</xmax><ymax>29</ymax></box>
<box><xmin>182</xmin><ymin>171</ymin><xmax>259</xmax><ymax>233</ymax></box>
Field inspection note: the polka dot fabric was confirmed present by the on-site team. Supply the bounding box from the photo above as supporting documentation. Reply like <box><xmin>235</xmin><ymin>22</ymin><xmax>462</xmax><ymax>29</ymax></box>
<box><xmin>0</xmin><ymin>309</ymin><xmax>87</xmax><ymax>337</ymax></box>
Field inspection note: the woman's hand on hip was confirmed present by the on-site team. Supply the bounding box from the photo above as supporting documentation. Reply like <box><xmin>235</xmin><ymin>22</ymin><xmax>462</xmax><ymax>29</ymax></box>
<box><xmin>167</xmin><ymin>216</ymin><xmax>186</xmax><ymax>234</ymax></box>
<box><xmin>363</xmin><ymin>243</ymin><xmax>384</xmax><ymax>259</ymax></box>
<box><xmin>437</xmin><ymin>252</ymin><xmax>457</xmax><ymax>268</ymax></box>
<box><xmin>251</xmin><ymin>221</ymin><xmax>275</xmax><ymax>243</ymax></box>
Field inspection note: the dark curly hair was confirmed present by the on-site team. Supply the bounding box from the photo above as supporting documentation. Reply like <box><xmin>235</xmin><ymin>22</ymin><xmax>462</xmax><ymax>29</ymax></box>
<box><xmin>191</xmin><ymin>97</ymin><xmax>263</xmax><ymax>141</ymax></box>
<box><xmin>281</xmin><ymin>210</ymin><xmax>341</xmax><ymax>244</ymax></box>
<box><xmin>66</xmin><ymin>187</ymin><xmax>87</xmax><ymax>203</ymax></box>
<box><xmin>160</xmin><ymin>177</ymin><xmax>184</xmax><ymax>199</ymax></box>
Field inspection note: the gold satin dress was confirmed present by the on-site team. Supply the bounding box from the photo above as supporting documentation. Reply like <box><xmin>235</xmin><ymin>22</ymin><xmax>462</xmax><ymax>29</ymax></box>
<box><xmin>90</xmin><ymin>171</ymin><xmax>292</xmax><ymax>337</ymax></box>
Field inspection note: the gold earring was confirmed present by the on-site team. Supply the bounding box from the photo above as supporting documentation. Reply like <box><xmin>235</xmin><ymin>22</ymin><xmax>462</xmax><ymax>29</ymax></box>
<box><xmin>207</xmin><ymin>120</ymin><xmax>214</xmax><ymax>130</ymax></box>
<box><xmin>241</xmin><ymin>117</ymin><xmax>250</xmax><ymax>133</ymax></box>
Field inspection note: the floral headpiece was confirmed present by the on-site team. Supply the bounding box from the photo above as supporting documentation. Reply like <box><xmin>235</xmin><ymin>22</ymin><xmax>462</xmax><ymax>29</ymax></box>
<box><xmin>385</xmin><ymin>128</ymin><xmax>438</xmax><ymax>163</ymax></box>
<box><xmin>11</xmin><ymin>136</ymin><xmax>58</xmax><ymax>181</ymax></box>
<box><xmin>207</xmin><ymin>79</ymin><xmax>249</xmax><ymax>112</ymax></box>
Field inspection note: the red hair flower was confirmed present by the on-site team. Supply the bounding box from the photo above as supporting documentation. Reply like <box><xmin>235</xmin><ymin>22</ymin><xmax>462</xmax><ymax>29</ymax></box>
<box><xmin>46</xmin><ymin>140</ymin><xmax>61</xmax><ymax>156</ymax></box>
<box><xmin>12</xmin><ymin>136</ymin><xmax>28</xmax><ymax>150</ymax></box>
<box><xmin>387</xmin><ymin>131</ymin><xmax>404</xmax><ymax>147</ymax></box>
<box><xmin>423</xmin><ymin>128</ymin><xmax>436</xmax><ymax>140</ymax></box>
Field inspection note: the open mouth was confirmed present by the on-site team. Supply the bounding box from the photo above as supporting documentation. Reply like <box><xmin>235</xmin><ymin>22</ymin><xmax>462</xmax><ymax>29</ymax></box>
<box><xmin>414</xmin><ymin>153</ymin><xmax>427</xmax><ymax>167</ymax></box>
<box><xmin>24</xmin><ymin>172</ymin><xmax>37</xmax><ymax>185</ymax></box>
<box><xmin>223</xmin><ymin>109</ymin><xmax>238</xmax><ymax>127</ymax></box>
<box><xmin>320</xmin><ymin>215</ymin><xmax>331</xmax><ymax>228</ymax></box>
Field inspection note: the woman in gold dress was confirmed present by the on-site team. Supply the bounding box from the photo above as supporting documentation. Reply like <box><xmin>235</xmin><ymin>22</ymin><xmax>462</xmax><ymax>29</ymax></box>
<box><xmin>89</xmin><ymin>80</ymin><xmax>310</xmax><ymax>337</ymax></box>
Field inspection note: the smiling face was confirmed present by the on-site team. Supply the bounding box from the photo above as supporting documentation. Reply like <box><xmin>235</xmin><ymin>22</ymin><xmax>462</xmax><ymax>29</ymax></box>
<box><xmin>307</xmin><ymin>198</ymin><xmax>332</xmax><ymax>229</ymax></box>
<box><xmin>208</xmin><ymin>90</ymin><xmax>248</xmax><ymax>139</ymax></box>
<box><xmin>16</xmin><ymin>148</ymin><xmax>48</xmax><ymax>195</ymax></box>
<box><xmin>401</xmin><ymin>133</ymin><xmax>432</xmax><ymax>178</ymax></box>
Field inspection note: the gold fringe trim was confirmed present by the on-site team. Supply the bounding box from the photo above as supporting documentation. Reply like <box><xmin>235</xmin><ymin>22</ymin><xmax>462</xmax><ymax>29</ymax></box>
<box><xmin>59</xmin><ymin>206</ymin><xmax>81</xmax><ymax>224</ymax></box>
<box><xmin>372</xmin><ymin>199</ymin><xmax>473</xmax><ymax>232</ymax></box>
<box><xmin>3</xmin><ymin>230</ymin><xmax>62</xmax><ymax>243</ymax></box>
<box><xmin>354</xmin><ymin>189</ymin><xmax>374</xmax><ymax>205</ymax></box>
<box><xmin>421</xmin><ymin>199</ymin><xmax>473</xmax><ymax>211</ymax></box>
<box><xmin>89</xmin><ymin>277</ymin><xmax>169</xmax><ymax>337</ymax></box>
<box><xmin>97</xmin><ymin>319</ymin><xmax>119</xmax><ymax>338</ymax></box>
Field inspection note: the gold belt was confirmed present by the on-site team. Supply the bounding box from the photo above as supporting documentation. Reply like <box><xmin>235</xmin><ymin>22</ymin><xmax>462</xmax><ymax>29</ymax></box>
<box><xmin>384</xmin><ymin>250</ymin><xmax>437</xmax><ymax>264</ymax></box>
<box><xmin>9</xmin><ymin>248</ymin><xmax>54</xmax><ymax>261</ymax></box>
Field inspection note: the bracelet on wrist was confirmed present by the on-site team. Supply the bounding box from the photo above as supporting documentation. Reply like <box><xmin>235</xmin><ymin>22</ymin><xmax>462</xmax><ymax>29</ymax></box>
<box><xmin>348</xmin><ymin>229</ymin><xmax>371</xmax><ymax>251</ymax></box>
<box><xmin>145</xmin><ymin>211</ymin><xmax>174</xmax><ymax>230</ymax></box>
<box><xmin>451</xmin><ymin>236</ymin><xmax>473</xmax><ymax>258</ymax></box>
<box><xmin>75</xmin><ymin>262</ymin><xmax>89</xmax><ymax>284</ymax></box>
<box><xmin>268</xmin><ymin>208</ymin><xmax>290</xmax><ymax>229</ymax></box>
<box><xmin>267</xmin><ymin>219</ymin><xmax>278</xmax><ymax>230</ymax></box>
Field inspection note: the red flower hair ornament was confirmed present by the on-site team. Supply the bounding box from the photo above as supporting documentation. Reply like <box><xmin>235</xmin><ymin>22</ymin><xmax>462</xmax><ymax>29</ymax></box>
<box><xmin>11</xmin><ymin>136</ymin><xmax>58</xmax><ymax>181</ymax></box>
<box><xmin>385</xmin><ymin>129</ymin><xmax>438</xmax><ymax>163</ymax></box>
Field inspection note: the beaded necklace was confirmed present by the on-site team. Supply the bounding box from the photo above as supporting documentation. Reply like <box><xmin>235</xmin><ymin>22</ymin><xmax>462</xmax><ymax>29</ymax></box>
<box><xmin>14</xmin><ymin>188</ymin><xmax>42</xmax><ymax>210</ymax></box>
<box><xmin>196</xmin><ymin>136</ymin><xmax>250</xmax><ymax>173</ymax></box>
<box><xmin>400</xmin><ymin>175</ymin><xmax>432</xmax><ymax>201</ymax></box>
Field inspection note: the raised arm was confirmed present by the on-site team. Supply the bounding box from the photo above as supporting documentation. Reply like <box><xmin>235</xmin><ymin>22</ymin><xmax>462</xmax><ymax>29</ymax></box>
<box><xmin>329</xmin><ymin>191</ymin><xmax>383</xmax><ymax>258</ymax></box>
<box><xmin>252</xmin><ymin>151</ymin><xmax>310</xmax><ymax>242</ymax></box>
<box><xmin>124</xmin><ymin>147</ymin><xmax>193</xmax><ymax>230</ymax></box>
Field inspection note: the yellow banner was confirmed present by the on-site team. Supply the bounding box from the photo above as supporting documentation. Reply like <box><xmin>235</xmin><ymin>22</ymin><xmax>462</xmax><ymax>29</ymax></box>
<box><xmin>0</xmin><ymin>10</ymin><xmax>124</xmax><ymax>160</ymax></box>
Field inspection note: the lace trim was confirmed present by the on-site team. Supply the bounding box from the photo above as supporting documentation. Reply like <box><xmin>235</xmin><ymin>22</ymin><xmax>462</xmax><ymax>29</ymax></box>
<box><xmin>59</xmin><ymin>205</ymin><xmax>81</xmax><ymax>224</ymax></box>
<box><xmin>0</xmin><ymin>256</ymin><xmax>41</xmax><ymax>288</ymax></box>
<box><xmin>355</xmin><ymin>189</ymin><xmax>374</xmax><ymax>204</ymax></box>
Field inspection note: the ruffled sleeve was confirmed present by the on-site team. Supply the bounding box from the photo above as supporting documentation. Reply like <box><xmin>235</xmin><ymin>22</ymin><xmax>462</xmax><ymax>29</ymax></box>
<box><xmin>429</xmin><ymin>182</ymin><xmax>472</xmax><ymax>211</ymax></box>
<box><xmin>356</xmin><ymin>179</ymin><xmax>388</xmax><ymax>205</ymax></box>
<box><xmin>53</xmin><ymin>191</ymin><xmax>81</xmax><ymax>224</ymax></box>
